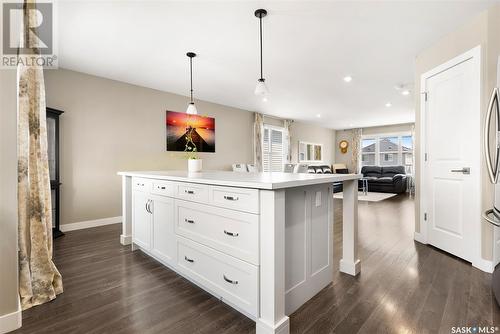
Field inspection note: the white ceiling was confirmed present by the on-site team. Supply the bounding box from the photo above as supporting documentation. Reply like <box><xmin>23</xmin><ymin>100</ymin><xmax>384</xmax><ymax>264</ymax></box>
<box><xmin>56</xmin><ymin>1</ymin><xmax>498</xmax><ymax>129</ymax></box>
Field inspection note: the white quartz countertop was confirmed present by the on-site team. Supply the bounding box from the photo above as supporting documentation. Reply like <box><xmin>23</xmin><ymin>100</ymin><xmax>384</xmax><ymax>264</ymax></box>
<box><xmin>118</xmin><ymin>170</ymin><xmax>362</xmax><ymax>190</ymax></box>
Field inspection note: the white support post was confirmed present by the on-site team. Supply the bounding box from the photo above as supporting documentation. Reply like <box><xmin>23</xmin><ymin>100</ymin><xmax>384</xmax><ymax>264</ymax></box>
<box><xmin>256</xmin><ymin>190</ymin><xmax>290</xmax><ymax>334</ymax></box>
<box><xmin>120</xmin><ymin>175</ymin><xmax>132</xmax><ymax>245</ymax></box>
<box><xmin>339</xmin><ymin>179</ymin><xmax>361</xmax><ymax>276</ymax></box>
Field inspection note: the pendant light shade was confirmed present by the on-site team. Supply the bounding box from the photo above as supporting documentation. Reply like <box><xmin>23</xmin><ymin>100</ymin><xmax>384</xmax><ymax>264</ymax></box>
<box><xmin>186</xmin><ymin>102</ymin><xmax>198</xmax><ymax>115</ymax></box>
<box><xmin>254</xmin><ymin>78</ymin><xmax>269</xmax><ymax>97</ymax></box>
<box><xmin>186</xmin><ymin>52</ymin><xmax>198</xmax><ymax>114</ymax></box>
<box><xmin>254</xmin><ymin>9</ymin><xmax>268</xmax><ymax>101</ymax></box>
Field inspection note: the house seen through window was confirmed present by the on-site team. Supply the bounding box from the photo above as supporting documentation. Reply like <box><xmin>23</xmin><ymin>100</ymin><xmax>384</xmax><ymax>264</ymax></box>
<box><xmin>361</xmin><ymin>134</ymin><xmax>413</xmax><ymax>174</ymax></box>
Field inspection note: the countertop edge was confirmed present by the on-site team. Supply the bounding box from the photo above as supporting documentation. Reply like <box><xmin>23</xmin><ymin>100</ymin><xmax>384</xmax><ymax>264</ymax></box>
<box><xmin>117</xmin><ymin>171</ymin><xmax>362</xmax><ymax>190</ymax></box>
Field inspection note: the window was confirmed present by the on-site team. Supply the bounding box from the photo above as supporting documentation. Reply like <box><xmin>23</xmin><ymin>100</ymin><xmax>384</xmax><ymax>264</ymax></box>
<box><xmin>262</xmin><ymin>125</ymin><xmax>288</xmax><ymax>172</ymax></box>
<box><xmin>360</xmin><ymin>133</ymin><xmax>414</xmax><ymax>174</ymax></box>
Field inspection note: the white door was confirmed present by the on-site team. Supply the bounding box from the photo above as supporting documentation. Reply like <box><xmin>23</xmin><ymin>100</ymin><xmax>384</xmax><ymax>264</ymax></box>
<box><xmin>422</xmin><ymin>48</ymin><xmax>481</xmax><ymax>263</ymax></box>
<box><xmin>151</xmin><ymin>195</ymin><xmax>176</xmax><ymax>266</ymax></box>
<box><xmin>133</xmin><ymin>191</ymin><xmax>151</xmax><ymax>250</ymax></box>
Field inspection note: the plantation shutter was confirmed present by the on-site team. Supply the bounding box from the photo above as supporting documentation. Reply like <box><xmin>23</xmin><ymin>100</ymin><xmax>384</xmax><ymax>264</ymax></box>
<box><xmin>262</xmin><ymin>126</ymin><xmax>285</xmax><ymax>172</ymax></box>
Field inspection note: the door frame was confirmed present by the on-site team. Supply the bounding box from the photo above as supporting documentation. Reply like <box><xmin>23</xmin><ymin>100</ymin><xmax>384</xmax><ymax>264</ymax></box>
<box><xmin>418</xmin><ymin>45</ymin><xmax>485</xmax><ymax>271</ymax></box>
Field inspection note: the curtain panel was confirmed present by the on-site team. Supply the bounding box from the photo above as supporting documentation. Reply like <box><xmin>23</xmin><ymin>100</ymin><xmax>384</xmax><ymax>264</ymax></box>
<box><xmin>350</xmin><ymin>128</ymin><xmax>362</xmax><ymax>174</ymax></box>
<box><xmin>18</xmin><ymin>0</ymin><xmax>63</xmax><ymax>310</ymax></box>
<box><xmin>254</xmin><ymin>113</ymin><xmax>264</xmax><ymax>172</ymax></box>
<box><xmin>283</xmin><ymin>119</ymin><xmax>293</xmax><ymax>163</ymax></box>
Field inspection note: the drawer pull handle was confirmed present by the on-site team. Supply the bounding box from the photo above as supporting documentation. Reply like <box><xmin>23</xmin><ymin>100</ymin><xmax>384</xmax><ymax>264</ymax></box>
<box><xmin>224</xmin><ymin>230</ymin><xmax>239</xmax><ymax>237</ymax></box>
<box><xmin>184</xmin><ymin>256</ymin><xmax>194</xmax><ymax>263</ymax></box>
<box><xmin>185</xmin><ymin>190</ymin><xmax>195</xmax><ymax>194</ymax></box>
<box><xmin>159</xmin><ymin>186</ymin><xmax>166</xmax><ymax>190</ymax></box>
<box><xmin>185</xmin><ymin>218</ymin><xmax>195</xmax><ymax>224</ymax></box>
<box><xmin>223</xmin><ymin>195</ymin><xmax>239</xmax><ymax>201</ymax></box>
<box><xmin>223</xmin><ymin>275</ymin><xmax>238</xmax><ymax>285</ymax></box>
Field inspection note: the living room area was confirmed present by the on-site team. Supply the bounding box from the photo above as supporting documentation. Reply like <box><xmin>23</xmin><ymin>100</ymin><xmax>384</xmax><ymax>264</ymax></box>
<box><xmin>332</xmin><ymin>123</ymin><xmax>415</xmax><ymax>202</ymax></box>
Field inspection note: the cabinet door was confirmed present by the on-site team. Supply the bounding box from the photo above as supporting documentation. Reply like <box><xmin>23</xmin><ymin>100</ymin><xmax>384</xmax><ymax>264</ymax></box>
<box><xmin>151</xmin><ymin>195</ymin><xmax>176</xmax><ymax>266</ymax></box>
<box><xmin>133</xmin><ymin>191</ymin><xmax>151</xmax><ymax>249</ymax></box>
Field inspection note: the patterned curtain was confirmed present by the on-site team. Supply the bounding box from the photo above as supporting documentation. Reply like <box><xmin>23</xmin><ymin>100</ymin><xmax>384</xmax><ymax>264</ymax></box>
<box><xmin>350</xmin><ymin>128</ymin><xmax>362</xmax><ymax>173</ymax></box>
<box><xmin>254</xmin><ymin>113</ymin><xmax>264</xmax><ymax>172</ymax></box>
<box><xmin>283</xmin><ymin>119</ymin><xmax>293</xmax><ymax>163</ymax></box>
<box><xmin>18</xmin><ymin>0</ymin><xmax>63</xmax><ymax>310</ymax></box>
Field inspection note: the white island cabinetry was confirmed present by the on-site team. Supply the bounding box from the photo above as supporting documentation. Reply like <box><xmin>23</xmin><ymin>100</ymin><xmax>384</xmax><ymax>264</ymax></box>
<box><xmin>119</xmin><ymin>171</ymin><xmax>361</xmax><ymax>334</ymax></box>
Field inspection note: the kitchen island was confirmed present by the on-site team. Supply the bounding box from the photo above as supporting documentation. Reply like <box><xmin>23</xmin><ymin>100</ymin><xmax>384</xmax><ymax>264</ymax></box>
<box><xmin>118</xmin><ymin>170</ymin><xmax>361</xmax><ymax>334</ymax></box>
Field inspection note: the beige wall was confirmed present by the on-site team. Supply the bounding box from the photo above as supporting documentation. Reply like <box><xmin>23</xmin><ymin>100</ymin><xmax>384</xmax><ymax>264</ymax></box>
<box><xmin>334</xmin><ymin>123</ymin><xmax>414</xmax><ymax>171</ymax></box>
<box><xmin>45</xmin><ymin>69</ymin><xmax>254</xmax><ymax>225</ymax></box>
<box><xmin>45</xmin><ymin>69</ymin><xmax>336</xmax><ymax>225</ymax></box>
<box><xmin>414</xmin><ymin>5</ymin><xmax>499</xmax><ymax>261</ymax></box>
<box><xmin>289</xmin><ymin>121</ymin><xmax>335</xmax><ymax>165</ymax></box>
<box><xmin>0</xmin><ymin>70</ymin><xmax>20</xmax><ymax>318</ymax></box>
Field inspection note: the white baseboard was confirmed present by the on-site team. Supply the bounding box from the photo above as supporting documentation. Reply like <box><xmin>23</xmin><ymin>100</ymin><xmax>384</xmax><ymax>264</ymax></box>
<box><xmin>60</xmin><ymin>216</ymin><xmax>122</xmax><ymax>232</ymax></box>
<box><xmin>473</xmin><ymin>257</ymin><xmax>494</xmax><ymax>273</ymax></box>
<box><xmin>120</xmin><ymin>234</ymin><xmax>132</xmax><ymax>245</ymax></box>
<box><xmin>413</xmin><ymin>231</ymin><xmax>427</xmax><ymax>244</ymax></box>
<box><xmin>0</xmin><ymin>301</ymin><xmax>21</xmax><ymax>334</ymax></box>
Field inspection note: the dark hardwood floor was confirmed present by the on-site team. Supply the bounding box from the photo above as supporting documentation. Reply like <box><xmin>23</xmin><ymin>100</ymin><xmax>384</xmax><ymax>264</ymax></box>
<box><xmin>15</xmin><ymin>195</ymin><xmax>499</xmax><ymax>334</ymax></box>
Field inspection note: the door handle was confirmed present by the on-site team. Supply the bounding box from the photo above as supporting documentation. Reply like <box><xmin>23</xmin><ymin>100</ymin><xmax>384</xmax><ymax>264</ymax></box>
<box><xmin>184</xmin><ymin>256</ymin><xmax>194</xmax><ymax>263</ymax></box>
<box><xmin>482</xmin><ymin>209</ymin><xmax>500</xmax><ymax>227</ymax></box>
<box><xmin>450</xmin><ymin>167</ymin><xmax>470</xmax><ymax>174</ymax></box>
<box><xmin>484</xmin><ymin>87</ymin><xmax>500</xmax><ymax>183</ymax></box>
<box><xmin>184</xmin><ymin>218</ymin><xmax>195</xmax><ymax>224</ymax></box>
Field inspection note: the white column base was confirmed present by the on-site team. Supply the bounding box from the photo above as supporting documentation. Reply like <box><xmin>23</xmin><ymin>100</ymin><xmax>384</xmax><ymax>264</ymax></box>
<box><xmin>120</xmin><ymin>234</ymin><xmax>132</xmax><ymax>245</ymax></box>
<box><xmin>339</xmin><ymin>259</ymin><xmax>361</xmax><ymax>276</ymax></box>
<box><xmin>256</xmin><ymin>317</ymin><xmax>290</xmax><ymax>334</ymax></box>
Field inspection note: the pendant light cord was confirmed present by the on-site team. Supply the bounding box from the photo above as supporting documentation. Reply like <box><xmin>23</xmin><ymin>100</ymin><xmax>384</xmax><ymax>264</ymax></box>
<box><xmin>259</xmin><ymin>14</ymin><xmax>263</xmax><ymax>80</ymax></box>
<box><xmin>189</xmin><ymin>56</ymin><xmax>194</xmax><ymax>103</ymax></box>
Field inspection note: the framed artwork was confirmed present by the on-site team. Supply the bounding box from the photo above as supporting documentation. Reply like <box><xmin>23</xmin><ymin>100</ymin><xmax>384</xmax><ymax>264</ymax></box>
<box><xmin>298</xmin><ymin>141</ymin><xmax>323</xmax><ymax>162</ymax></box>
<box><xmin>166</xmin><ymin>111</ymin><xmax>215</xmax><ymax>152</ymax></box>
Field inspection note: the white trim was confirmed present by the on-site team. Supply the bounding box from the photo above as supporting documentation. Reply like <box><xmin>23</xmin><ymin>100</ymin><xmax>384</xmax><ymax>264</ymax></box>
<box><xmin>419</xmin><ymin>45</ymin><xmax>483</xmax><ymax>269</ymax></box>
<box><xmin>0</xmin><ymin>299</ymin><xmax>21</xmax><ymax>334</ymax></box>
<box><xmin>473</xmin><ymin>258</ymin><xmax>494</xmax><ymax>273</ymax></box>
<box><xmin>413</xmin><ymin>231</ymin><xmax>427</xmax><ymax>244</ymax></box>
<box><xmin>60</xmin><ymin>216</ymin><xmax>122</xmax><ymax>232</ymax></box>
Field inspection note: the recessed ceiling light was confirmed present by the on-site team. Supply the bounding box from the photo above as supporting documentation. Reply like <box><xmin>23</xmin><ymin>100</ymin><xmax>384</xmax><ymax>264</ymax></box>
<box><xmin>316</xmin><ymin>114</ymin><xmax>321</xmax><ymax>118</ymax></box>
<box><xmin>343</xmin><ymin>76</ymin><xmax>352</xmax><ymax>83</ymax></box>
<box><xmin>401</xmin><ymin>90</ymin><xmax>410</xmax><ymax>96</ymax></box>
<box><xmin>385</xmin><ymin>102</ymin><xmax>392</xmax><ymax>107</ymax></box>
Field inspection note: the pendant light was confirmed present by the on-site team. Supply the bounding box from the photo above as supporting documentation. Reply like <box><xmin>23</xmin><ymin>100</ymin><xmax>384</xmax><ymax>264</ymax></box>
<box><xmin>186</xmin><ymin>52</ymin><xmax>198</xmax><ymax>114</ymax></box>
<box><xmin>254</xmin><ymin>9</ymin><xmax>269</xmax><ymax>101</ymax></box>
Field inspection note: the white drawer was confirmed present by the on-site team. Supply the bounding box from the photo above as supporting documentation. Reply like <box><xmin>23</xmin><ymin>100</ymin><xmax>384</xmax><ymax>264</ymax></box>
<box><xmin>175</xmin><ymin>183</ymin><xmax>209</xmax><ymax>203</ymax></box>
<box><xmin>177</xmin><ymin>236</ymin><xmax>258</xmax><ymax>318</ymax></box>
<box><xmin>132</xmin><ymin>177</ymin><xmax>151</xmax><ymax>192</ymax></box>
<box><xmin>175</xmin><ymin>199</ymin><xmax>259</xmax><ymax>265</ymax></box>
<box><xmin>151</xmin><ymin>180</ymin><xmax>175</xmax><ymax>197</ymax></box>
<box><xmin>209</xmin><ymin>186</ymin><xmax>259</xmax><ymax>214</ymax></box>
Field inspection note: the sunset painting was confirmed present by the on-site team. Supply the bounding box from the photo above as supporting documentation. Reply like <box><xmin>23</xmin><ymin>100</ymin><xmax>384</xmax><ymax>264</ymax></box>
<box><xmin>166</xmin><ymin>111</ymin><xmax>215</xmax><ymax>152</ymax></box>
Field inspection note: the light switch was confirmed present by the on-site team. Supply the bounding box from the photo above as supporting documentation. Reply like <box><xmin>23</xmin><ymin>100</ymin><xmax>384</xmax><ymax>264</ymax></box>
<box><xmin>315</xmin><ymin>191</ymin><xmax>322</xmax><ymax>207</ymax></box>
